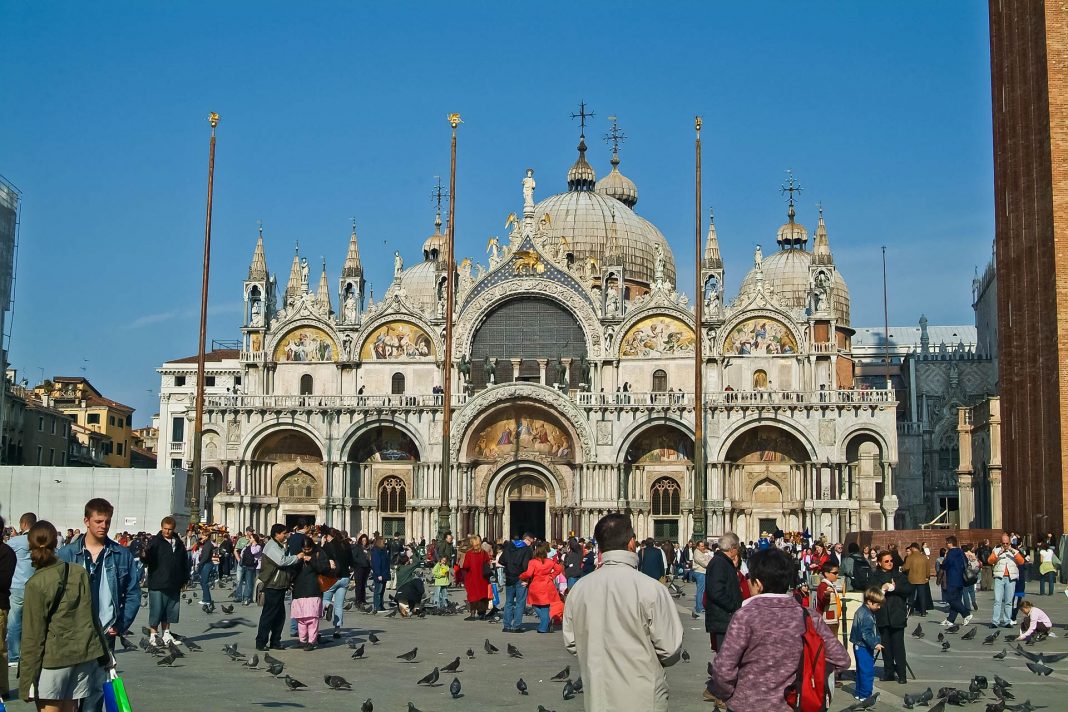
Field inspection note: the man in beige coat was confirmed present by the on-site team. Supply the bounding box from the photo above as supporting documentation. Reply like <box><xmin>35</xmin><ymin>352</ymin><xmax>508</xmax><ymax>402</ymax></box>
<box><xmin>563</xmin><ymin>513</ymin><xmax>684</xmax><ymax>712</ymax></box>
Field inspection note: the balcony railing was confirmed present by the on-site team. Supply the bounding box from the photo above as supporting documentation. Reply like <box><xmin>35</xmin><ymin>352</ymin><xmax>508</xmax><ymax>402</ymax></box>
<box><xmin>206</xmin><ymin>388</ymin><xmax>895</xmax><ymax>412</ymax></box>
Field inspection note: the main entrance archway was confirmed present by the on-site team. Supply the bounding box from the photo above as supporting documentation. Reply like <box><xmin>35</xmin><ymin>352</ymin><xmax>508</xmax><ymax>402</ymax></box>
<box><xmin>507</xmin><ymin>475</ymin><xmax>547</xmax><ymax>540</ymax></box>
<box><xmin>724</xmin><ymin>425</ymin><xmax>812</xmax><ymax>541</ymax></box>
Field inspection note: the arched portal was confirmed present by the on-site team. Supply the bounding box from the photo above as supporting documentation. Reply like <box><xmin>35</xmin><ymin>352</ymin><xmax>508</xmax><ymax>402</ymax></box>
<box><xmin>724</xmin><ymin>425</ymin><xmax>811</xmax><ymax>541</ymax></box>
<box><xmin>506</xmin><ymin>474</ymin><xmax>549</xmax><ymax>540</ymax></box>
<box><xmin>252</xmin><ymin>428</ymin><xmax>325</xmax><ymax>526</ymax></box>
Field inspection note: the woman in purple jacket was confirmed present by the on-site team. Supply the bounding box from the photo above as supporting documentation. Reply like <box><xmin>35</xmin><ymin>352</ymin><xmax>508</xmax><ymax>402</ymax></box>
<box><xmin>711</xmin><ymin>547</ymin><xmax>850</xmax><ymax>712</ymax></box>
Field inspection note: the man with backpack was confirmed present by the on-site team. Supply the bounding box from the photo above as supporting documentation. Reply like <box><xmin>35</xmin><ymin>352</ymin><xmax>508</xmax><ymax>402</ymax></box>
<box><xmin>499</xmin><ymin>532</ymin><xmax>534</xmax><ymax>633</ymax></box>
<box><xmin>940</xmin><ymin>535</ymin><xmax>971</xmax><ymax>627</ymax></box>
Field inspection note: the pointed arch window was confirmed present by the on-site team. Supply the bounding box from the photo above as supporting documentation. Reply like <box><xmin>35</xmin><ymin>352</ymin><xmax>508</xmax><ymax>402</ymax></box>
<box><xmin>379</xmin><ymin>476</ymin><xmax>407</xmax><ymax>513</ymax></box>
<box><xmin>300</xmin><ymin>374</ymin><xmax>313</xmax><ymax>395</ymax></box>
<box><xmin>651</xmin><ymin>477</ymin><xmax>681</xmax><ymax>516</ymax></box>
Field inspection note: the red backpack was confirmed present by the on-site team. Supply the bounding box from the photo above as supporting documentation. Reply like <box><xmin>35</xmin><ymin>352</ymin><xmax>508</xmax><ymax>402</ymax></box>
<box><xmin>784</xmin><ymin>608</ymin><xmax>829</xmax><ymax>712</ymax></box>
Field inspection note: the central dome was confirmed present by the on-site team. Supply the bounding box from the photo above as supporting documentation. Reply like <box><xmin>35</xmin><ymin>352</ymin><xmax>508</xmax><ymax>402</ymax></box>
<box><xmin>738</xmin><ymin>247</ymin><xmax>850</xmax><ymax>324</ymax></box>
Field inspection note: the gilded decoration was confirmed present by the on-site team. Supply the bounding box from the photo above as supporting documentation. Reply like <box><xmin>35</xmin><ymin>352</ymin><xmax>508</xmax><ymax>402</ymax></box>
<box><xmin>273</xmin><ymin>327</ymin><xmax>337</xmax><ymax>362</ymax></box>
<box><xmin>360</xmin><ymin>321</ymin><xmax>434</xmax><ymax>360</ymax></box>
<box><xmin>723</xmin><ymin>317</ymin><xmax>797</xmax><ymax>355</ymax></box>
<box><xmin>470</xmin><ymin>410</ymin><xmax>573</xmax><ymax>461</ymax></box>
<box><xmin>352</xmin><ymin>426</ymin><xmax>419</xmax><ymax>463</ymax></box>
<box><xmin>627</xmin><ymin>425</ymin><xmax>692</xmax><ymax>464</ymax></box>
<box><xmin>619</xmin><ymin>315</ymin><xmax>695</xmax><ymax>357</ymax></box>
<box><xmin>728</xmin><ymin>426</ymin><xmax>808</xmax><ymax>464</ymax></box>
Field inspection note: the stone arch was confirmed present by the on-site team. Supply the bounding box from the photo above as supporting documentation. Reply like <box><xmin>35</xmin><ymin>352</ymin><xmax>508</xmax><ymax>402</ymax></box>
<box><xmin>615</xmin><ymin>307</ymin><xmax>697</xmax><ymax>359</ymax></box>
<box><xmin>267</xmin><ymin>320</ymin><xmax>342</xmax><ymax>363</ymax></box>
<box><xmin>451</xmin><ymin>382</ymin><xmax>593</xmax><ymax>463</ymax></box>
<box><xmin>276</xmin><ymin>469</ymin><xmax>321</xmax><ymax>500</ymax></box>
<box><xmin>752</xmin><ymin>478</ymin><xmax>784</xmax><ymax>505</ymax></box>
<box><xmin>837</xmin><ymin>424</ymin><xmax>896</xmax><ymax>462</ymax></box>
<box><xmin>454</xmin><ymin>280</ymin><xmax>602</xmax><ymax>359</ymax></box>
<box><xmin>337</xmin><ymin>418</ymin><xmax>426</xmax><ymax>463</ymax></box>
<box><xmin>241</xmin><ymin>421</ymin><xmax>327</xmax><ymax>462</ymax></box>
<box><xmin>485</xmin><ymin>459</ymin><xmax>564</xmax><ymax>508</ymax></box>
<box><xmin>717</xmin><ymin>309</ymin><xmax>804</xmax><ymax>356</ymax></box>
<box><xmin>715</xmin><ymin>418</ymin><xmax>817</xmax><ymax>462</ymax></box>
<box><xmin>616</xmin><ymin>417</ymin><xmax>694</xmax><ymax>465</ymax></box>
<box><xmin>354</xmin><ymin>309</ymin><xmax>440</xmax><ymax>361</ymax></box>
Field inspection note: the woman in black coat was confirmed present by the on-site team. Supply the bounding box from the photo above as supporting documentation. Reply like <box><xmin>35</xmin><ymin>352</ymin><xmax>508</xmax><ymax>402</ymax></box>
<box><xmin>869</xmin><ymin>549</ymin><xmax>914</xmax><ymax>684</ymax></box>
<box><xmin>350</xmin><ymin>534</ymin><xmax>372</xmax><ymax>607</ymax></box>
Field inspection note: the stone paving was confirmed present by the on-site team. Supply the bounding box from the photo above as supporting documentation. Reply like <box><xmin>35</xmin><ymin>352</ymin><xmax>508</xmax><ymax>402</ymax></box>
<box><xmin>4</xmin><ymin>576</ymin><xmax>1066</xmax><ymax>711</ymax></box>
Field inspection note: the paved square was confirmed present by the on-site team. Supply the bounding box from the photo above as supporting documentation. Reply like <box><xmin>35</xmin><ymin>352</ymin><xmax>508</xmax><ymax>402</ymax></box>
<box><xmin>5</xmin><ymin>577</ymin><xmax>1066</xmax><ymax>711</ymax></box>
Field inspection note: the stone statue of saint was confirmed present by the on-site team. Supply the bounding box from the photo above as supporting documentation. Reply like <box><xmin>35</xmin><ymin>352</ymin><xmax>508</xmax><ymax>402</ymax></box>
<box><xmin>523</xmin><ymin>168</ymin><xmax>536</xmax><ymax>214</ymax></box>
<box><xmin>605</xmin><ymin>289</ymin><xmax>619</xmax><ymax>317</ymax></box>
<box><xmin>393</xmin><ymin>251</ymin><xmax>403</xmax><ymax>280</ymax></box>
<box><xmin>300</xmin><ymin>257</ymin><xmax>310</xmax><ymax>290</ymax></box>
<box><xmin>484</xmin><ymin>357</ymin><xmax>496</xmax><ymax>385</ymax></box>
<box><xmin>250</xmin><ymin>299</ymin><xmax>263</xmax><ymax>326</ymax></box>
<box><xmin>343</xmin><ymin>293</ymin><xmax>357</xmax><ymax>323</ymax></box>
<box><xmin>654</xmin><ymin>244</ymin><xmax>665</xmax><ymax>284</ymax></box>
<box><xmin>754</xmin><ymin>245</ymin><xmax>763</xmax><ymax>268</ymax></box>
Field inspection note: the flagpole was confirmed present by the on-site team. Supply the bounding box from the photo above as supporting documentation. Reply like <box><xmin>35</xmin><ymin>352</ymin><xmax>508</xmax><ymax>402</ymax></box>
<box><xmin>693</xmin><ymin>116</ymin><xmax>706</xmax><ymax>543</ymax></box>
<box><xmin>190</xmin><ymin>111</ymin><xmax>219</xmax><ymax>527</ymax></box>
<box><xmin>438</xmin><ymin>113</ymin><xmax>460</xmax><ymax>538</ymax></box>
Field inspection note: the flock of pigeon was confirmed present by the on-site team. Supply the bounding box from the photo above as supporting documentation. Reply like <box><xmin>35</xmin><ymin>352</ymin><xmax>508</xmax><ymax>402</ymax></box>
<box><xmin>837</xmin><ymin>618</ymin><xmax>1065</xmax><ymax>712</ymax></box>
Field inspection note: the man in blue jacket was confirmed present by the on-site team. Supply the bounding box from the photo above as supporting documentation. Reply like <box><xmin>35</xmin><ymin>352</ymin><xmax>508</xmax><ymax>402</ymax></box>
<box><xmin>940</xmin><ymin>534</ymin><xmax>971</xmax><ymax>627</ymax></box>
<box><xmin>58</xmin><ymin>498</ymin><xmax>141</xmax><ymax>712</ymax></box>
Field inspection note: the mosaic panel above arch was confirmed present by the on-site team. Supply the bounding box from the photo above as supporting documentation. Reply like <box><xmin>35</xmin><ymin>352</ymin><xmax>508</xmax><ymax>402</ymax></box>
<box><xmin>360</xmin><ymin>321</ymin><xmax>434</xmax><ymax>360</ymax></box>
<box><xmin>726</xmin><ymin>425</ymin><xmax>809</xmax><ymax>464</ymax></box>
<box><xmin>274</xmin><ymin>327</ymin><xmax>338</xmax><ymax>362</ymax></box>
<box><xmin>350</xmin><ymin>425</ymin><xmax>420</xmax><ymax>463</ymax></box>
<box><xmin>619</xmin><ymin>315</ymin><xmax>695</xmax><ymax>357</ymax></box>
<box><xmin>468</xmin><ymin>407</ymin><xmax>574</xmax><ymax>462</ymax></box>
<box><xmin>626</xmin><ymin>424</ymin><xmax>693</xmax><ymax>464</ymax></box>
<box><xmin>723</xmin><ymin>317</ymin><xmax>798</xmax><ymax>355</ymax></box>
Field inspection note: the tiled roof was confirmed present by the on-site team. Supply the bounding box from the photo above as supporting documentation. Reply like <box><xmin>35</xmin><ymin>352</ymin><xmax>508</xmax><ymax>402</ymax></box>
<box><xmin>168</xmin><ymin>349</ymin><xmax>241</xmax><ymax>364</ymax></box>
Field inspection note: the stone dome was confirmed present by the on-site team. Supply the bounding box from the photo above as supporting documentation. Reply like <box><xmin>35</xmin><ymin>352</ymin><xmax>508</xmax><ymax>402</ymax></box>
<box><xmin>738</xmin><ymin>247</ymin><xmax>851</xmax><ymax>324</ymax></box>
<box><xmin>423</xmin><ymin>213</ymin><xmax>446</xmax><ymax>262</ymax></box>
<box><xmin>595</xmin><ymin>154</ymin><xmax>638</xmax><ymax>208</ymax></box>
<box><xmin>534</xmin><ymin>190</ymin><xmax>674</xmax><ymax>286</ymax></box>
<box><xmin>393</xmin><ymin>259</ymin><xmax>440</xmax><ymax>315</ymax></box>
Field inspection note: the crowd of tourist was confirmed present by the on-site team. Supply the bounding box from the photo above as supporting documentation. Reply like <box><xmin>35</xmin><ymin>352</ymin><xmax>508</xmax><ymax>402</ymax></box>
<box><xmin>0</xmin><ymin>503</ymin><xmax>1063</xmax><ymax>710</ymax></box>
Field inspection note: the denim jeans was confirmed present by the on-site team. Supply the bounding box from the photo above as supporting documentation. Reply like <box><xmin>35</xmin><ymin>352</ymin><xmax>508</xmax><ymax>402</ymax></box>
<box><xmin>6</xmin><ymin>588</ymin><xmax>23</xmax><ymax>662</ymax></box>
<box><xmin>199</xmin><ymin>562</ymin><xmax>217</xmax><ymax>604</ymax></box>
<box><xmin>963</xmin><ymin>583</ymin><xmax>977</xmax><ymax>609</ymax></box>
<box><xmin>945</xmin><ymin>586</ymin><xmax>969</xmax><ymax>622</ymax></box>
<box><xmin>1040</xmin><ymin>571</ymin><xmax>1056</xmax><ymax>595</ymax></box>
<box><xmin>992</xmin><ymin>577</ymin><xmax>1015</xmax><ymax>625</ymax></box>
<box><xmin>693</xmin><ymin>571</ymin><xmax>706</xmax><ymax>614</ymax></box>
<box><xmin>854</xmin><ymin>645</ymin><xmax>876</xmax><ymax>698</ymax></box>
<box><xmin>236</xmin><ymin>567</ymin><xmax>257</xmax><ymax>603</ymax></box>
<box><xmin>534</xmin><ymin>604</ymin><xmax>550</xmax><ymax>632</ymax></box>
<box><xmin>322</xmin><ymin>577</ymin><xmax>350</xmax><ymax>627</ymax></box>
<box><xmin>502</xmin><ymin>583</ymin><xmax>528</xmax><ymax>631</ymax></box>
<box><xmin>373</xmin><ymin>578</ymin><xmax>386</xmax><ymax>611</ymax></box>
<box><xmin>566</xmin><ymin>576</ymin><xmax>578</xmax><ymax>591</ymax></box>
<box><xmin>435</xmin><ymin>585</ymin><xmax>448</xmax><ymax>608</ymax></box>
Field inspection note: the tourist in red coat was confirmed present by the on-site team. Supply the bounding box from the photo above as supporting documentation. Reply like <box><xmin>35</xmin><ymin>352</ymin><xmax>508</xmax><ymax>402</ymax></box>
<box><xmin>520</xmin><ymin>542</ymin><xmax>563</xmax><ymax>632</ymax></box>
<box><xmin>459</xmin><ymin>535</ymin><xmax>491</xmax><ymax>620</ymax></box>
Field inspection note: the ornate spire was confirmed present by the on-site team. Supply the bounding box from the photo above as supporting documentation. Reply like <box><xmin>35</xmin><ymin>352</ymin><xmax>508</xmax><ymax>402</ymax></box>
<box><xmin>317</xmin><ymin>259</ymin><xmax>332</xmax><ymax>312</ymax></box>
<box><xmin>776</xmin><ymin>170</ymin><xmax>808</xmax><ymax>248</ymax></box>
<box><xmin>248</xmin><ymin>222</ymin><xmax>268</xmax><ymax>281</ymax></box>
<box><xmin>703</xmin><ymin>208</ymin><xmax>722</xmax><ymax>269</ymax></box>
<box><xmin>605</xmin><ymin>208</ymin><xmax>623</xmax><ymax>263</ymax></box>
<box><xmin>568</xmin><ymin>101</ymin><xmax>597</xmax><ymax>191</ymax></box>
<box><xmin>812</xmin><ymin>203</ymin><xmax>833</xmax><ymax>264</ymax></box>
<box><xmin>596</xmin><ymin>115</ymin><xmax>638</xmax><ymax>207</ymax></box>
<box><xmin>343</xmin><ymin>218</ymin><xmax>363</xmax><ymax>277</ymax></box>
<box><xmin>285</xmin><ymin>245</ymin><xmax>303</xmax><ymax>301</ymax></box>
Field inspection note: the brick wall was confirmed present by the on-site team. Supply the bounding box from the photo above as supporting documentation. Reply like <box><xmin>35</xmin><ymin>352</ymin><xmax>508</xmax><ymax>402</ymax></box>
<box><xmin>989</xmin><ymin>0</ymin><xmax>1068</xmax><ymax>534</ymax></box>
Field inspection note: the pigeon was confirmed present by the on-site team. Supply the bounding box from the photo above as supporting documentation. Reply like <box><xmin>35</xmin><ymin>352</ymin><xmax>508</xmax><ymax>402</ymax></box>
<box><xmin>993</xmin><ymin>685</ymin><xmax>1015</xmax><ymax>701</ymax></box>
<box><xmin>537</xmin><ymin>708</ymin><xmax>556</xmax><ymax>712</ymax></box>
<box><xmin>119</xmin><ymin>636</ymin><xmax>137</xmax><ymax>651</ymax></box>
<box><xmin>450</xmin><ymin>677</ymin><xmax>462</xmax><ymax>698</ymax></box>
<box><xmin>941</xmin><ymin>641</ymin><xmax>951</xmax><ymax>652</ymax></box>
<box><xmin>946</xmin><ymin>624</ymin><xmax>960</xmax><ymax>634</ymax></box>
<box><xmin>441</xmin><ymin>657</ymin><xmax>461</xmax><ymax>673</ymax></box>
<box><xmin>1040</xmin><ymin>651</ymin><xmax>1068</xmax><ymax>663</ymax></box>
<box><xmin>563</xmin><ymin>679</ymin><xmax>576</xmax><ymax>700</ymax></box>
<box><xmin>484</xmin><ymin>639</ymin><xmax>499</xmax><ymax>654</ymax></box>
<box><xmin>283</xmin><ymin>675</ymin><xmax>307</xmax><ymax>690</ymax></box>
<box><xmin>141</xmin><ymin>626</ymin><xmax>152</xmax><ymax>637</ymax></box>
<box><xmin>343</xmin><ymin>601</ymin><xmax>354</xmax><ymax>611</ymax></box>
<box><xmin>137</xmin><ymin>637</ymin><xmax>149</xmax><ymax>651</ymax></box>
<box><xmin>407</xmin><ymin>704</ymin><xmax>422</xmax><ymax>712</ymax></box>
<box><xmin>692</xmin><ymin>611</ymin><xmax>699</xmax><ymax>619</ymax></box>
<box><xmin>927</xmin><ymin>700</ymin><xmax>947</xmax><ymax>712</ymax></box>
<box><xmin>167</xmin><ymin>641</ymin><xmax>185</xmax><ymax>658</ymax></box>
<box><xmin>397</xmin><ymin>647</ymin><xmax>418</xmax><ymax>662</ymax></box>
<box><xmin>993</xmin><ymin>646</ymin><xmax>1008</xmax><ymax>659</ymax></box>
<box><xmin>507</xmin><ymin>643</ymin><xmax>523</xmax><ymax>658</ymax></box>
<box><xmin>551</xmin><ymin>666</ymin><xmax>570</xmax><ymax>681</ymax></box>
<box><xmin>903</xmin><ymin>689</ymin><xmax>931</xmax><ymax>709</ymax></box>
<box><xmin>1026</xmin><ymin>662</ymin><xmax>1053</xmax><ymax>676</ymax></box>
<box><xmin>221</xmin><ymin>604</ymin><xmax>234</xmax><ymax>614</ymax></box>
<box><xmin>573</xmin><ymin>677</ymin><xmax>583</xmax><ymax>694</ymax></box>
<box><xmin>466</xmin><ymin>648</ymin><xmax>475</xmax><ymax>659</ymax></box>
<box><xmin>681</xmin><ymin>649</ymin><xmax>690</xmax><ymax>662</ymax></box>
<box><xmin>516</xmin><ymin>677</ymin><xmax>528</xmax><ymax>695</ymax></box>
<box><xmin>243</xmin><ymin>654</ymin><xmax>259</xmax><ymax>669</ymax></box>
<box><xmin>916</xmin><ymin>688</ymin><xmax>934</xmax><ymax>705</ymax></box>
<box><xmin>972</xmin><ymin>675</ymin><xmax>988</xmax><ymax>690</ymax></box>
<box><xmin>205</xmin><ymin>617</ymin><xmax>253</xmax><ymax>632</ymax></box>
<box><xmin>417</xmin><ymin>667</ymin><xmax>440</xmax><ymax>686</ymax></box>
<box><xmin>361</xmin><ymin>700</ymin><xmax>373</xmax><ymax>712</ymax></box>
<box><xmin>1016</xmin><ymin>645</ymin><xmax>1041</xmax><ymax>662</ymax></box>
<box><xmin>846</xmin><ymin>693</ymin><xmax>879</xmax><ymax>710</ymax></box>
<box><xmin>911</xmin><ymin>623</ymin><xmax>925</xmax><ymax>638</ymax></box>
<box><xmin>708</xmin><ymin>661</ymin><xmax>714</xmax><ymax>677</ymax></box>
<box><xmin>325</xmin><ymin>675</ymin><xmax>352</xmax><ymax>690</ymax></box>
<box><xmin>1005</xmin><ymin>634</ymin><xmax>1018</xmax><ymax>642</ymax></box>
<box><xmin>157</xmin><ymin>652</ymin><xmax>177</xmax><ymax>666</ymax></box>
<box><xmin>962</xmin><ymin>627</ymin><xmax>978</xmax><ymax>640</ymax></box>
<box><xmin>984</xmin><ymin>630</ymin><xmax>1002</xmax><ymax>645</ymax></box>
<box><xmin>937</xmin><ymin>632</ymin><xmax>945</xmax><ymax>642</ymax></box>
<box><xmin>994</xmin><ymin>675</ymin><xmax>1012</xmax><ymax>688</ymax></box>
<box><xmin>266</xmin><ymin>662</ymin><xmax>284</xmax><ymax>676</ymax></box>
<box><xmin>182</xmin><ymin>639</ymin><xmax>202</xmax><ymax>652</ymax></box>
<box><xmin>368</xmin><ymin>633</ymin><xmax>380</xmax><ymax>645</ymax></box>
<box><xmin>351</xmin><ymin>644</ymin><xmax>365</xmax><ymax>659</ymax></box>
<box><xmin>263</xmin><ymin>652</ymin><xmax>282</xmax><ymax>666</ymax></box>
<box><xmin>222</xmin><ymin>643</ymin><xmax>243</xmax><ymax>657</ymax></box>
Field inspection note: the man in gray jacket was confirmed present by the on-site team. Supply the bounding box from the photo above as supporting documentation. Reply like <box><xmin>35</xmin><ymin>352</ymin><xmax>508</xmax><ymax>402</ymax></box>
<box><xmin>563</xmin><ymin>513</ymin><xmax>683</xmax><ymax>712</ymax></box>
<box><xmin>256</xmin><ymin>524</ymin><xmax>304</xmax><ymax>651</ymax></box>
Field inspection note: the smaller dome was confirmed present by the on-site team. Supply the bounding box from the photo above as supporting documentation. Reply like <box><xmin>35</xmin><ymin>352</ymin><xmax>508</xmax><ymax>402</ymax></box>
<box><xmin>596</xmin><ymin>153</ymin><xmax>638</xmax><ymax>208</ymax></box>
<box><xmin>423</xmin><ymin>212</ymin><xmax>446</xmax><ymax>261</ymax></box>
<box><xmin>567</xmin><ymin>137</ymin><xmax>597</xmax><ymax>191</ymax></box>
<box><xmin>776</xmin><ymin>205</ymin><xmax>808</xmax><ymax>247</ymax></box>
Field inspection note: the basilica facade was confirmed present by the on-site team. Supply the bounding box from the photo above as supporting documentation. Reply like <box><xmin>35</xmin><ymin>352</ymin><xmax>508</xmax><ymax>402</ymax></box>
<box><xmin>157</xmin><ymin>134</ymin><xmax>898</xmax><ymax>543</ymax></box>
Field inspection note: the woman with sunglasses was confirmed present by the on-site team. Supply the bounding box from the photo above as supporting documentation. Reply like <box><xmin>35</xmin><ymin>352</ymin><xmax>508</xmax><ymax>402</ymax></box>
<box><xmin>869</xmin><ymin>549</ymin><xmax>913</xmax><ymax>684</ymax></box>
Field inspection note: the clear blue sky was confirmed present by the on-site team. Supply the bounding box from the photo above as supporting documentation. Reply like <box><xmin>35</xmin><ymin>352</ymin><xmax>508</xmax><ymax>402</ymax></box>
<box><xmin>1</xmin><ymin>2</ymin><xmax>994</xmax><ymax>426</ymax></box>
